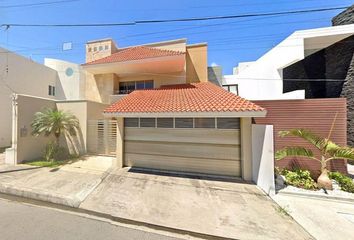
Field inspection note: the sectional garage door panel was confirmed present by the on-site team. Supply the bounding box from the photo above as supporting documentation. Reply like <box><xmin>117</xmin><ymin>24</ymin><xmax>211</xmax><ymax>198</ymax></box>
<box><xmin>124</xmin><ymin>128</ymin><xmax>241</xmax><ymax>177</ymax></box>
<box><xmin>125</xmin><ymin>153</ymin><xmax>241</xmax><ymax>176</ymax></box>
<box><xmin>125</xmin><ymin>141</ymin><xmax>240</xmax><ymax>161</ymax></box>
<box><xmin>125</xmin><ymin>128</ymin><xmax>240</xmax><ymax>145</ymax></box>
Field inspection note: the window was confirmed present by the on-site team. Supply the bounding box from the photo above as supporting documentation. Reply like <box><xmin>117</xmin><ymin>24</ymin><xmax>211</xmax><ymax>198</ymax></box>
<box><xmin>105</xmin><ymin>45</ymin><xmax>109</xmax><ymax>50</ymax></box>
<box><xmin>88</xmin><ymin>47</ymin><xmax>92</xmax><ymax>52</ymax></box>
<box><xmin>217</xmin><ymin>118</ymin><xmax>240</xmax><ymax>129</ymax></box>
<box><xmin>48</xmin><ymin>85</ymin><xmax>55</xmax><ymax>96</ymax></box>
<box><xmin>124</xmin><ymin>118</ymin><xmax>239</xmax><ymax>129</ymax></box>
<box><xmin>93</xmin><ymin>47</ymin><xmax>97</xmax><ymax>51</ymax></box>
<box><xmin>136</xmin><ymin>81</ymin><xmax>145</xmax><ymax>90</ymax></box>
<box><xmin>175</xmin><ymin>118</ymin><xmax>193</xmax><ymax>128</ymax></box>
<box><xmin>145</xmin><ymin>80</ymin><xmax>154</xmax><ymax>89</ymax></box>
<box><xmin>195</xmin><ymin>118</ymin><xmax>215</xmax><ymax>128</ymax></box>
<box><xmin>118</xmin><ymin>80</ymin><xmax>154</xmax><ymax>94</ymax></box>
<box><xmin>140</xmin><ymin>118</ymin><xmax>156</xmax><ymax>128</ymax></box>
<box><xmin>223</xmin><ymin>84</ymin><xmax>239</xmax><ymax>95</ymax></box>
<box><xmin>124</xmin><ymin>118</ymin><xmax>139</xmax><ymax>127</ymax></box>
<box><xmin>157</xmin><ymin>118</ymin><xmax>173</xmax><ymax>128</ymax></box>
<box><xmin>99</xmin><ymin>46</ymin><xmax>103</xmax><ymax>51</ymax></box>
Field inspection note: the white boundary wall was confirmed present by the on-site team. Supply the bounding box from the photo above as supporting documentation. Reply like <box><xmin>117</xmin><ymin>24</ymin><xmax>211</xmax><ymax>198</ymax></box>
<box><xmin>252</xmin><ymin>124</ymin><xmax>275</xmax><ymax>195</ymax></box>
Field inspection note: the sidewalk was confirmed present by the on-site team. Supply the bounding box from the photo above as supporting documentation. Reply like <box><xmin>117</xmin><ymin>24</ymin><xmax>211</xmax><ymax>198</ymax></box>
<box><xmin>0</xmin><ymin>156</ymin><xmax>112</xmax><ymax>207</ymax></box>
<box><xmin>272</xmin><ymin>193</ymin><xmax>354</xmax><ymax>240</ymax></box>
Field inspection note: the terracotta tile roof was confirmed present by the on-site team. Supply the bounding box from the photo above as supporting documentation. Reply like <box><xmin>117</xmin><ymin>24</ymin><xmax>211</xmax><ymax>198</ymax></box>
<box><xmin>84</xmin><ymin>46</ymin><xmax>185</xmax><ymax>65</ymax></box>
<box><xmin>104</xmin><ymin>82</ymin><xmax>265</xmax><ymax>114</ymax></box>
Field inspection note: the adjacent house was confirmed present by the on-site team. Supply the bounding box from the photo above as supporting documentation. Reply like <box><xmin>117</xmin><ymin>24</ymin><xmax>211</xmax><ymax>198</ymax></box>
<box><xmin>0</xmin><ymin>48</ymin><xmax>62</xmax><ymax>148</ymax></box>
<box><xmin>222</xmin><ymin>24</ymin><xmax>354</xmax><ymax>102</ymax></box>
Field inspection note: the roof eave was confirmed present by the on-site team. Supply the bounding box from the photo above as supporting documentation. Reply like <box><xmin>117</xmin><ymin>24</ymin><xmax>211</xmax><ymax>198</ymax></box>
<box><xmin>103</xmin><ymin>110</ymin><xmax>267</xmax><ymax>118</ymax></box>
<box><xmin>81</xmin><ymin>54</ymin><xmax>185</xmax><ymax>67</ymax></box>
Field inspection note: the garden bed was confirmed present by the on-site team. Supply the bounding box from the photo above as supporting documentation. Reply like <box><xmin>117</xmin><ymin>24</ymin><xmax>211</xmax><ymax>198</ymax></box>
<box><xmin>276</xmin><ymin>180</ymin><xmax>354</xmax><ymax>202</ymax></box>
<box><xmin>276</xmin><ymin>168</ymin><xmax>354</xmax><ymax>202</ymax></box>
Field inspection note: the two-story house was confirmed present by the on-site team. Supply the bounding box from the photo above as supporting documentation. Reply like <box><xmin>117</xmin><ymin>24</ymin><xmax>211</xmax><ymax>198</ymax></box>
<box><xmin>73</xmin><ymin>38</ymin><xmax>266</xmax><ymax>180</ymax></box>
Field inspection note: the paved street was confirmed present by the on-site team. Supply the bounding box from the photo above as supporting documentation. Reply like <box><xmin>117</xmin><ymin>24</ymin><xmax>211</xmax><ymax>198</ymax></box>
<box><xmin>0</xmin><ymin>198</ymin><xmax>183</xmax><ymax>240</ymax></box>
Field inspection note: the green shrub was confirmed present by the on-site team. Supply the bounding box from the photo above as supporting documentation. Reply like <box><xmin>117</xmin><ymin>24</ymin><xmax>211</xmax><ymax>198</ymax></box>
<box><xmin>329</xmin><ymin>172</ymin><xmax>354</xmax><ymax>193</ymax></box>
<box><xmin>43</xmin><ymin>142</ymin><xmax>67</xmax><ymax>162</ymax></box>
<box><xmin>282</xmin><ymin>169</ymin><xmax>318</xmax><ymax>190</ymax></box>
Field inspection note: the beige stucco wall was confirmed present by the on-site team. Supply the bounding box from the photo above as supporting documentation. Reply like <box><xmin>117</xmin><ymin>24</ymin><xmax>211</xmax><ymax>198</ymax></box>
<box><xmin>57</xmin><ymin>100</ymin><xmax>108</xmax><ymax>153</ymax></box>
<box><xmin>15</xmin><ymin>95</ymin><xmax>56</xmax><ymax>163</ymax></box>
<box><xmin>86</xmin><ymin>39</ymin><xmax>118</xmax><ymax>63</ymax></box>
<box><xmin>85</xmin><ymin>73</ymin><xmax>118</xmax><ymax>104</ymax></box>
<box><xmin>0</xmin><ymin>48</ymin><xmax>59</xmax><ymax>148</ymax></box>
<box><xmin>6</xmin><ymin>94</ymin><xmax>108</xmax><ymax>164</ymax></box>
<box><xmin>85</xmin><ymin>72</ymin><xmax>186</xmax><ymax>104</ymax></box>
<box><xmin>186</xmin><ymin>44</ymin><xmax>208</xmax><ymax>83</ymax></box>
<box><xmin>145</xmin><ymin>40</ymin><xmax>186</xmax><ymax>52</ymax></box>
<box><xmin>240</xmin><ymin>117</ymin><xmax>253</xmax><ymax>181</ymax></box>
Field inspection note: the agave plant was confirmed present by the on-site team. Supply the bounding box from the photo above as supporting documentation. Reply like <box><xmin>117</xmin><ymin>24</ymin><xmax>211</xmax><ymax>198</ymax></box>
<box><xmin>276</xmin><ymin>128</ymin><xmax>354</xmax><ymax>190</ymax></box>
<box><xmin>31</xmin><ymin>108</ymin><xmax>80</xmax><ymax>147</ymax></box>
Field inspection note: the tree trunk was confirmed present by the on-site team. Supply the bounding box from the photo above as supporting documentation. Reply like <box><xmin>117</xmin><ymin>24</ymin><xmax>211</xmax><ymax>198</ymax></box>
<box><xmin>317</xmin><ymin>159</ymin><xmax>333</xmax><ymax>190</ymax></box>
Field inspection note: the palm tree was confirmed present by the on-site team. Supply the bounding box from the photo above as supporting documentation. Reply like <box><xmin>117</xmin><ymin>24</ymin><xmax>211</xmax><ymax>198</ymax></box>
<box><xmin>276</xmin><ymin>128</ymin><xmax>354</xmax><ymax>190</ymax></box>
<box><xmin>31</xmin><ymin>108</ymin><xmax>80</xmax><ymax>147</ymax></box>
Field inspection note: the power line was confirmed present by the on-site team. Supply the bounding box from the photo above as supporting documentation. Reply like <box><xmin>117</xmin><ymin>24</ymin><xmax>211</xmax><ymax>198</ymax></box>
<box><xmin>0</xmin><ymin>0</ymin><xmax>79</xmax><ymax>9</ymax></box>
<box><xmin>135</xmin><ymin>6</ymin><xmax>349</xmax><ymax>24</ymax></box>
<box><xmin>0</xmin><ymin>6</ymin><xmax>349</xmax><ymax>28</ymax></box>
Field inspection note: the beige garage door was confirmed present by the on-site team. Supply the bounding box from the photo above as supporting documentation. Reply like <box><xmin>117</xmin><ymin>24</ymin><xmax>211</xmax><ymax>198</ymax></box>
<box><xmin>124</xmin><ymin>118</ymin><xmax>241</xmax><ymax>177</ymax></box>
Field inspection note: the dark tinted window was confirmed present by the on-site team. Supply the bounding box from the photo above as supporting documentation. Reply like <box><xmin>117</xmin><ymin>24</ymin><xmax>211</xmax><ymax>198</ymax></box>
<box><xmin>124</xmin><ymin>118</ymin><xmax>139</xmax><ymax>127</ymax></box>
<box><xmin>140</xmin><ymin>118</ymin><xmax>156</xmax><ymax>128</ymax></box>
<box><xmin>217</xmin><ymin>118</ymin><xmax>240</xmax><ymax>129</ymax></box>
<box><xmin>195</xmin><ymin>118</ymin><xmax>215</xmax><ymax>128</ymax></box>
<box><xmin>145</xmin><ymin>80</ymin><xmax>154</xmax><ymax>89</ymax></box>
<box><xmin>157</xmin><ymin>118</ymin><xmax>173</xmax><ymax>128</ymax></box>
<box><xmin>175</xmin><ymin>118</ymin><xmax>193</xmax><ymax>128</ymax></box>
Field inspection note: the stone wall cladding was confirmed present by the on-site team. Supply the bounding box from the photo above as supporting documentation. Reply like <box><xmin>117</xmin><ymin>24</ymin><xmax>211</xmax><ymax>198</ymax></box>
<box><xmin>340</xmin><ymin>53</ymin><xmax>354</xmax><ymax>146</ymax></box>
<box><xmin>332</xmin><ymin>5</ymin><xmax>354</xmax><ymax>26</ymax></box>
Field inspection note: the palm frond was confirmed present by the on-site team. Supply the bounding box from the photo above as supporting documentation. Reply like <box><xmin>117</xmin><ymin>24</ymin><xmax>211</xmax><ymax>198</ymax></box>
<box><xmin>275</xmin><ymin>147</ymin><xmax>317</xmax><ymax>161</ymax></box>
<box><xmin>327</xmin><ymin>147</ymin><xmax>354</xmax><ymax>162</ymax></box>
<box><xmin>279</xmin><ymin>129</ymin><xmax>325</xmax><ymax>151</ymax></box>
<box><xmin>31</xmin><ymin>108</ymin><xmax>80</xmax><ymax>139</ymax></box>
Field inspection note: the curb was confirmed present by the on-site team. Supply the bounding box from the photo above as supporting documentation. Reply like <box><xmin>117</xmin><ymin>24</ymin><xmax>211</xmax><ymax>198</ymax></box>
<box><xmin>0</xmin><ymin>182</ymin><xmax>82</xmax><ymax>207</ymax></box>
<box><xmin>0</xmin><ymin>192</ymin><xmax>237</xmax><ymax>240</ymax></box>
<box><xmin>277</xmin><ymin>190</ymin><xmax>354</xmax><ymax>203</ymax></box>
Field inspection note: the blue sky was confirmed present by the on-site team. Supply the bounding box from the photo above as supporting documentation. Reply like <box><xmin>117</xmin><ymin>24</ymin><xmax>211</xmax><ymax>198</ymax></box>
<box><xmin>0</xmin><ymin>0</ymin><xmax>352</xmax><ymax>74</ymax></box>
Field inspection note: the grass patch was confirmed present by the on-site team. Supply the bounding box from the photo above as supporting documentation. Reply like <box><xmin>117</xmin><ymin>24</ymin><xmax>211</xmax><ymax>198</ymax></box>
<box><xmin>25</xmin><ymin>159</ymin><xmax>70</xmax><ymax>168</ymax></box>
<box><xmin>276</xmin><ymin>205</ymin><xmax>290</xmax><ymax>216</ymax></box>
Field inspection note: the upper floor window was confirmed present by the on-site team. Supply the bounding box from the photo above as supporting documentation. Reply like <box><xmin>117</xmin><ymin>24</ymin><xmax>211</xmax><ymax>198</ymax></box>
<box><xmin>105</xmin><ymin>45</ymin><xmax>109</xmax><ymax>50</ymax></box>
<box><xmin>118</xmin><ymin>80</ymin><xmax>154</xmax><ymax>95</ymax></box>
<box><xmin>88</xmin><ymin>47</ymin><xmax>92</xmax><ymax>52</ymax></box>
<box><xmin>93</xmin><ymin>47</ymin><xmax>97</xmax><ymax>51</ymax></box>
<box><xmin>48</xmin><ymin>85</ymin><xmax>55</xmax><ymax>96</ymax></box>
<box><xmin>99</xmin><ymin>46</ymin><xmax>103</xmax><ymax>51</ymax></box>
<box><xmin>223</xmin><ymin>84</ymin><xmax>238</xmax><ymax>95</ymax></box>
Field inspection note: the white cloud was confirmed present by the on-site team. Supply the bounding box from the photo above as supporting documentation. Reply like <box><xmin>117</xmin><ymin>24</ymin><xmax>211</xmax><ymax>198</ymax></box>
<box><xmin>211</xmin><ymin>62</ymin><xmax>219</xmax><ymax>67</ymax></box>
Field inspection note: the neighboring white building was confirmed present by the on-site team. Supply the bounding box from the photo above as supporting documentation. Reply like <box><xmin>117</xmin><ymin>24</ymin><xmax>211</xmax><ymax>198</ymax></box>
<box><xmin>223</xmin><ymin>24</ymin><xmax>354</xmax><ymax>100</ymax></box>
<box><xmin>44</xmin><ymin>58</ymin><xmax>86</xmax><ymax>101</ymax></box>
<box><xmin>0</xmin><ymin>48</ymin><xmax>64</xmax><ymax>147</ymax></box>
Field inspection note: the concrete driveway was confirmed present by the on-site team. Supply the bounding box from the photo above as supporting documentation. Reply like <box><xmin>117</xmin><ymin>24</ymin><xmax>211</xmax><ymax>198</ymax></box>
<box><xmin>81</xmin><ymin>168</ymin><xmax>312</xmax><ymax>239</ymax></box>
